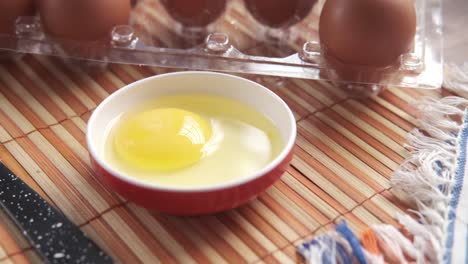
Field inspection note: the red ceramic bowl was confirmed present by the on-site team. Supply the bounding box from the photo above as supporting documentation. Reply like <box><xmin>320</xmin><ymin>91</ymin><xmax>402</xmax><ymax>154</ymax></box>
<box><xmin>86</xmin><ymin>71</ymin><xmax>296</xmax><ymax>215</ymax></box>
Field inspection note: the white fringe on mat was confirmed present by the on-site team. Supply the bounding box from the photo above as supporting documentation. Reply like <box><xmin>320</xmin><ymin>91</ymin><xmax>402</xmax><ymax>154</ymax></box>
<box><xmin>390</xmin><ymin>63</ymin><xmax>468</xmax><ymax>264</ymax></box>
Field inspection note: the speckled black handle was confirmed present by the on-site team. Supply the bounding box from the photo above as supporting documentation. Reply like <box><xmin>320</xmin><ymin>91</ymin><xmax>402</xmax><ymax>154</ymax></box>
<box><xmin>0</xmin><ymin>162</ymin><xmax>113</xmax><ymax>264</ymax></box>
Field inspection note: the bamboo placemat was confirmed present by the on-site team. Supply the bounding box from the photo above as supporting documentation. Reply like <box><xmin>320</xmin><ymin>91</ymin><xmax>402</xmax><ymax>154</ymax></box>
<box><xmin>0</xmin><ymin>1</ymin><xmax>447</xmax><ymax>263</ymax></box>
<box><xmin>0</xmin><ymin>53</ymin><xmax>444</xmax><ymax>264</ymax></box>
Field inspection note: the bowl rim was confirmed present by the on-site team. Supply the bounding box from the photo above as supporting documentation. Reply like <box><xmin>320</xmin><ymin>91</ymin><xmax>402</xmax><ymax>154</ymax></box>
<box><xmin>86</xmin><ymin>71</ymin><xmax>296</xmax><ymax>193</ymax></box>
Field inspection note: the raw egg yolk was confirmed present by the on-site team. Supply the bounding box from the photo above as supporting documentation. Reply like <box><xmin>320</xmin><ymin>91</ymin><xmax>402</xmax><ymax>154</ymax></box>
<box><xmin>114</xmin><ymin>108</ymin><xmax>212</xmax><ymax>171</ymax></box>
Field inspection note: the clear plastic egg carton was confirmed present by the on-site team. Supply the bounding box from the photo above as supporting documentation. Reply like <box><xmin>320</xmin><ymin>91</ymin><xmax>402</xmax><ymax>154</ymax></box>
<box><xmin>0</xmin><ymin>0</ymin><xmax>443</xmax><ymax>91</ymax></box>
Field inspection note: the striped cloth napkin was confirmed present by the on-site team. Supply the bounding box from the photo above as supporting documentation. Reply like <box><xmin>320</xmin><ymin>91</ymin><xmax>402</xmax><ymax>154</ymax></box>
<box><xmin>298</xmin><ymin>63</ymin><xmax>468</xmax><ymax>264</ymax></box>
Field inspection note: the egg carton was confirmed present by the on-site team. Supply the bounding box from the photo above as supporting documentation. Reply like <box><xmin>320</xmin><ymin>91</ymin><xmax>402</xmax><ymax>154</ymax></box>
<box><xmin>0</xmin><ymin>0</ymin><xmax>443</xmax><ymax>92</ymax></box>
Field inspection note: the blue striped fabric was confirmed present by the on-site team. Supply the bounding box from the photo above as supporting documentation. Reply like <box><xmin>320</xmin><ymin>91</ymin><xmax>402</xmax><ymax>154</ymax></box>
<box><xmin>444</xmin><ymin>109</ymin><xmax>468</xmax><ymax>264</ymax></box>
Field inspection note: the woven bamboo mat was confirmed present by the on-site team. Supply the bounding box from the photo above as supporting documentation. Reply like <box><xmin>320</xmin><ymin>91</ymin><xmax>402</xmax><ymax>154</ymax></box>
<box><xmin>0</xmin><ymin>1</ymin><xmax>447</xmax><ymax>263</ymax></box>
<box><xmin>0</xmin><ymin>53</ymin><xmax>444</xmax><ymax>264</ymax></box>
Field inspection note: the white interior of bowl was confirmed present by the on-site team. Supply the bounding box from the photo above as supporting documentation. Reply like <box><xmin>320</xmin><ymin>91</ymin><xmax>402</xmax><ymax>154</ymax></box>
<box><xmin>86</xmin><ymin>71</ymin><xmax>296</xmax><ymax>192</ymax></box>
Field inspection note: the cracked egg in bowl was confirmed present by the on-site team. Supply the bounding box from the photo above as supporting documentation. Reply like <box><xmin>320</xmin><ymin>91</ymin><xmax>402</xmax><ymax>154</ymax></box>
<box><xmin>86</xmin><ymin>71</ymin><xmax>296</xmax><ymax>215</ymax></box>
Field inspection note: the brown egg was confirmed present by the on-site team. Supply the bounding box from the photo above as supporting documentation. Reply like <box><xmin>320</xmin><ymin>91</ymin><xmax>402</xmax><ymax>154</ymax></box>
<box><xmin>245</xmin><ymin>0</ymin><xmax>316</xmax><ymax>29</ymax></box>
<box><xmin>160</xmin><ymin>0</ymin><xmax>227</xmax><ymax>28</ymax></box>
<box><xmin>0</xmin><ymin>0</ymin><xmax>36</xmax><ymax>34</ymax></box>
<box><xmin>319</xmin><ymin>0</ymin><xmax>416</xmax><ymax>67</ymax></box>
<box><xmin>38</xmin><ymin>0</ymin><xmax>131</xmax><ymax>41</ymax></box>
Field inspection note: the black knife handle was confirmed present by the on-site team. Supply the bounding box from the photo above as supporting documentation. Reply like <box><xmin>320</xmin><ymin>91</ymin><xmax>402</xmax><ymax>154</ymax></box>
<box><xmin>0</xmin><ymin>162</ymin><xmax>113</xmax><ymax>264</ymax></box>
